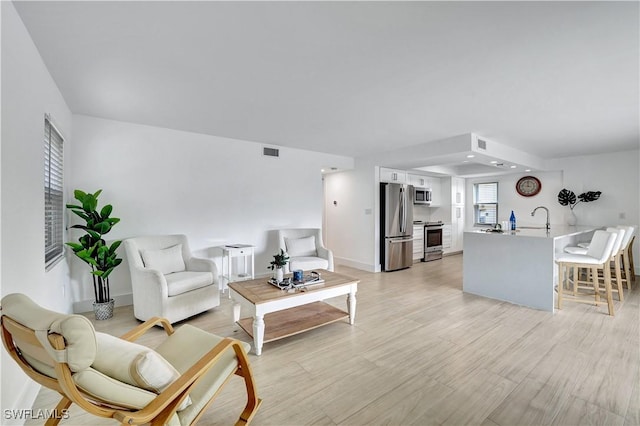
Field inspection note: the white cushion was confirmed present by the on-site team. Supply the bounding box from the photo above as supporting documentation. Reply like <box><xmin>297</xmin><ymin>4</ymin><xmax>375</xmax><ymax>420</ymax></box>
<box><xmin>289</xmin><ymin>256</ymin><xmax>328</xmax><ymax>271</ymax></box>
<box><xmin>564</xmin><ymin>246</ymin><xmax>588</xmax><ymax>255</ymax></box>
<box><xmin>93</xmin><ymin>332</ymin><xmax>191</xmax><ymax>410</ymax></box>
<box><xmin>154</xmin><ymin>325</ymin><xmax>251</xmax><ymax>426</ymax></box>
<box><xmin>74</xmin><ymin>367</ymin><xmax>158</xmax><ymax>410</ymax></box>
<box><xmin>141</xmin><ymin>244</ymin><xmax>186</xmax><ymax>275</ymax></box>
<box><xmin>165</xmin><ymin>271</ymin><xmax>214</xmax><ymax>296</ymax></box>
<box><xmin>555</xmin><ymin>253</ymin><xmax>603</xmax><ymax>265</ymax></box>
<box><xmin>285</xmin><ymin>236</ymin><xmax>317</xmax><ymax>257</ymax></box>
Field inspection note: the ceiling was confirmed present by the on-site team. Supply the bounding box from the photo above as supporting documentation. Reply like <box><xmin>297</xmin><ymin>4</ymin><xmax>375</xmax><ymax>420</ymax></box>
<box><xmin>13</xmin><ymin>1</ymin><xmax>640</xmax><ymax>174</ymax></box>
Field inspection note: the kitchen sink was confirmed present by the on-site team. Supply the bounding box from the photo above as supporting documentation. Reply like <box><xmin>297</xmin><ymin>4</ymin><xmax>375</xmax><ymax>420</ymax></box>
<box><xmin>517</xmin><ymin>226</ymin><xmax>546</xmax><ymax>229</ymax></box>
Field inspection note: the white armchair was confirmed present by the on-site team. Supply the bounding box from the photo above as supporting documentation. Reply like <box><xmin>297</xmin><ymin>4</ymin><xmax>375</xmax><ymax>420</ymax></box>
<box><xmin>124</xmin><ymin>235</ymin><xmax>220</xmax><ymax>324</ymax></box>
<box><xmin>277</xmin><ymin>228</ymin><xmax>334</xmax><ymax>273</ymax></box>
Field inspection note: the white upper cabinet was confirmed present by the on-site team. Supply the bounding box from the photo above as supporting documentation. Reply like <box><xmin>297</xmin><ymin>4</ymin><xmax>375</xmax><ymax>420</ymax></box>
<box><xmin>408</xmin><ymin>173</ymin><xmax>428</xmax><ymax>188</ymax></box>
<box><xmin>428</xmin><ymin>176</ymin><xmax>442</xmax><ymax>207</ymax></box>
<box><xmin>452</xmin><ymin>177</ymin><xmax>465</xmax><ymax>205</ymax></box>
<box><xmin>380</xmin><ymin>167</ymin><xmax>408</xmax><ymax>184</ymax></box>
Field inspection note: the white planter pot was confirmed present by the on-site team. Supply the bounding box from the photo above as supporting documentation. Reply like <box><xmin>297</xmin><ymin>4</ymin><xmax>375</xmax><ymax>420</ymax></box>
<box><xmin>275</xmin><ymin>268</ymin><xmax>284</xmax><ymax>283</ymax></box>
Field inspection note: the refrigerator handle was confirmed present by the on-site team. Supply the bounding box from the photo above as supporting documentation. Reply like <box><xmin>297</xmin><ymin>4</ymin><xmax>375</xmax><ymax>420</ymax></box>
<box><xmin>399</xmin><ymin>187</ymin><xmax>405</xmax><ymax>233</ymax></box>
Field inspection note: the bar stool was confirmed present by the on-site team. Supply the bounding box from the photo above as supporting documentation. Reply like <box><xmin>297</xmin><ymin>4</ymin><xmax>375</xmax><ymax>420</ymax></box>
<box><xmin>555</xmin><ymin>230</ymin><xmax>617</xmax><ymax>315</ymax></box>
<box><xmin>617</xmin><ymin>226</ymin><xmax>636</xmax><ymax>289</ymax></box>
<box><xmin>564</xmin><ymin>228</ymin><xmax>625</xmax><ymax>301</ymax></box>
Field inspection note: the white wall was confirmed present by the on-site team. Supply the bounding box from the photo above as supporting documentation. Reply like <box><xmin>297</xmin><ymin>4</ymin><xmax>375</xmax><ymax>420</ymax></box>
<box><xmin>324</xmin><ymin>158</ymin><xmax>377</xmax><ymax>271</ymax></box>
<box><xmin>465</xmin><ymin>170</ymin><xmax>565</xmax><ymax>228</ymax></box>
<box><xmin>1</xmin><ymin>1</ymin><xmax>73</xmax><ymax>420</ymax></box>
<box><xmin>69</xmin><ymin>115</ymin><xmax>353</xmax><ymax>309</ymax></box>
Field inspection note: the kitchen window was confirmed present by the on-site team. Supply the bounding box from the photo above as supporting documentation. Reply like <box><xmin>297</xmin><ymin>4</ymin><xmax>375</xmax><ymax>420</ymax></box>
<box><xmin>473</xmin><ymin>182</ymin><xmax>498</xmax><ymax>226</ymax></box>
<box><xmin>44</xmin><ymin>115</ymin><xmax>64</xmax><ymax>269</ymax></box>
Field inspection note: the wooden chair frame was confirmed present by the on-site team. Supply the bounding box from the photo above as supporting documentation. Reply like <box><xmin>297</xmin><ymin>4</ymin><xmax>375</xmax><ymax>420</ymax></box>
<box><xmin>1</xmin><ymin>315</ymin><xmax>262</xmax><ymax>426</ymax></box>
<box><xmin>557</xmin><ymin>259</ymin><xmax>614</xmax><ymax>316</ymax></box>
<box><xmin>620</xmin><ymin>235</ymin><xmax>636</xmax><ymax>289</ymax></box>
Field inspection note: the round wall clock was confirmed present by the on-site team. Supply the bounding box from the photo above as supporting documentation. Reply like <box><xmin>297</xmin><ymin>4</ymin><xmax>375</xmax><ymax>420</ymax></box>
<box><xmin>516</xmin><ymin>176</ymin><xmax>542</xmax><ymax>197</ymax></box>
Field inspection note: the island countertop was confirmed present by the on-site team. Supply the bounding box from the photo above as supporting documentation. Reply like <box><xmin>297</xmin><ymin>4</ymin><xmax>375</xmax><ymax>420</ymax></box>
<box><xmin>463</xmin><ymin>226</ymin><xmax>598</xmax><ymax>311</ymax></box>
<box><xmin>466</xmin><ymin>225</ymin><xmax>599</xmax><ymax>239</ymax></box>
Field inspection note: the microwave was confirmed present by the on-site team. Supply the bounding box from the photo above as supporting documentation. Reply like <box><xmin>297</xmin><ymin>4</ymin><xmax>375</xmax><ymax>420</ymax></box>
<box><xmin>414</xmin><ymin>187</ymin><xmax>432</xmax><ymax>205</ymax></box>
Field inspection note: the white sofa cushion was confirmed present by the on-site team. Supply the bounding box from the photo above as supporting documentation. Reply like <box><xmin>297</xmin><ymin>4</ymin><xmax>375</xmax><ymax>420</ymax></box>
<box><xmin>289</xmin><ymin>256</ymin><xmax>328</xmax><ymax>271</ymax></box>
<box><xmin>93</xmin><ymin>332</ymin><xmax>192</xmax><ymax>410</ymax></box>
<box><xmin>165</xmin><ymin>271</ymin><xmax>214</xmax><ymax>296</ymax></box>
<box><xmin>285</xmin><ymin>236</ymin><xmax>317</xmax><ymax>257</ymax></box>
<box><xmin>141</xmin><ymin>244</ymin><xmax>186</xmax><ymax>275</ymax></box>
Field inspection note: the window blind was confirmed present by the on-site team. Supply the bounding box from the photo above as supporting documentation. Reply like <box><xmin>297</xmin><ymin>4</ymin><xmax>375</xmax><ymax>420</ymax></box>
<box><xmin>44</xmin><ymin>116</ymin><xmax>64</xmax><ymax>267</ymax></box>
<box><xmin>474</xmin><ymin>182</ymin><xmax>498</xmax><ymax>225</ymax></box>
<box><xmin>475</xmin><ymin>182</ymin><xmax>498</xmax><ymax>203</ymax></box>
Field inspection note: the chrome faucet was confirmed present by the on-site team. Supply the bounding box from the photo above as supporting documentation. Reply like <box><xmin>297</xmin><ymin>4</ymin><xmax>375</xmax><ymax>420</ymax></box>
<box><xmin>531</xmin><ymin>206</ymin><xmax>550</xmax><ymax>231</ymax></box>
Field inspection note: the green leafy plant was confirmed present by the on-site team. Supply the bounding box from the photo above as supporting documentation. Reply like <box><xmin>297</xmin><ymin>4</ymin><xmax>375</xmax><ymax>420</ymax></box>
<box><xmin>268</xmin><ymin>249</ymin><xmax>290</xmax><ymax>270</ymax></box>
<box><xmin>557</xmin><ymin>188</ymin><xmax>602</xmax><ymax>211</ymax></box>
<box><xmin>66</xmin><ymin>189</ymin><xmax>122</xmax><ymax>303</ymax></box>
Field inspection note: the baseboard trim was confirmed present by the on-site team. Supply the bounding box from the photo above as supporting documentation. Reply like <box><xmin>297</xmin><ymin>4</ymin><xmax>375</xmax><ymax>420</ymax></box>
<box><xmin>72</xmin><ymin>293</ymin><xmax>133</xmax><ymax>314</ymax></box>
<box><xmin>334</xmin><ymin>256</ymin><xmax>377</xmax><ymax>272</ymax></box>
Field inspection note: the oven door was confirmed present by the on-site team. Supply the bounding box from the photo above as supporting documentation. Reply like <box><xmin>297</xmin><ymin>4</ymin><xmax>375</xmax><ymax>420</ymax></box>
<box><xmin>424</xmin><ymin>226</ymin><xmax>443</xmax><ymax>261</ymax></box>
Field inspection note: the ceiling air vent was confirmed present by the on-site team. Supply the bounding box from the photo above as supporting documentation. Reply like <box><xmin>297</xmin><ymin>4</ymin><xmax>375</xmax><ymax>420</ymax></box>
<box><xmin>263</xmin><ymin>147</ymin><xmax>279</xmax><ymax>157</ymax></box>
<box><xmin>477</xmin><ymin>139</ymin><xmax>487</xmax><ymax>150</ymax></box>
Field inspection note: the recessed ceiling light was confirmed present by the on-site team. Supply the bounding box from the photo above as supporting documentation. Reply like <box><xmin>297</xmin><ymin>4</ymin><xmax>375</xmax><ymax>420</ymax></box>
<box><xmin>490</xmin><ymin>160</ymin><xmax>498</xmax><ymax>164</ymax></box>
<box><xmin>463</xmin><ymin>160</ymin><xmax>469</xmax><ymax>163</ymax></box>
<box><xmin>510</xmin><ymin>165</ymin><xmax>517</xmax><ymax>169</ymax></box>
<box><xmin>321</xmin><ymin>169</ymin><xmax>325</xmax><ymax>172</ymax></box>
<box><xmin>525</xmin><ymin>169</ymin><xmax>531</xmax><ymax>172</ymax></box>
<box><xmin>466</xmin><ymin>154</ymin><xmax>475</xmax><ymax>158</ymax></box>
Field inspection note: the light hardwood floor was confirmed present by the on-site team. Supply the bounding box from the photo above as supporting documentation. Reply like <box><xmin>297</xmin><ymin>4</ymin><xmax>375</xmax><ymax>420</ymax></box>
<box><xmin>28</xmin><ymin>254</ymin><xmax>639</xmax><ymax>425</ymax></box>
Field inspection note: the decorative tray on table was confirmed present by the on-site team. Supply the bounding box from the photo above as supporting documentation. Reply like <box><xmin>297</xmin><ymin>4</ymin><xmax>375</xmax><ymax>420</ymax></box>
<box><xmin>268</xmin><ymin>271</ymin><xmax>325</xmax><ymax>290</ymax></box>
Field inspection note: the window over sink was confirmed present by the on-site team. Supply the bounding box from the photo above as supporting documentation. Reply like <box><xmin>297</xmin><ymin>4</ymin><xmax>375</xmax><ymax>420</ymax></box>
<box><xmin>473</xmin><ymin>182</ymin><xmax>498</xmax><ymax>226</ymax></box>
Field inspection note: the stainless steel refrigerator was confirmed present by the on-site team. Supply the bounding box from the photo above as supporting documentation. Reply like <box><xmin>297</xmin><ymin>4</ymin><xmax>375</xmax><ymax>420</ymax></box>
<box><xmin>380</xmin><ymin>182</ymin><xmax>414</xmax><ymax>271</ymax></box>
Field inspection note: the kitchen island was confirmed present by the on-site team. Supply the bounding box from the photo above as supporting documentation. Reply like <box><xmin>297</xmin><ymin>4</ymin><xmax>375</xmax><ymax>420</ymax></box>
<box><xmin>463</xmin><ymin>226</ymin><xmax>598</xmax><ymax>312</ymax></box>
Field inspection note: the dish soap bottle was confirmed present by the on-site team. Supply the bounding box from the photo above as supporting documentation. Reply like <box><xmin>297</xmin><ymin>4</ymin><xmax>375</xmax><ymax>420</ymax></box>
<box><xmin>509</xmin><ymin>210</ymin><xmax>516</xmax><ymax>231</ymax></box>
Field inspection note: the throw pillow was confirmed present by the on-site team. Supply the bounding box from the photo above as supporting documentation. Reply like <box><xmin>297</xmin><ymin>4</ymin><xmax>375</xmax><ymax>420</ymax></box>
<box><xmin>141</xmin><ymin>244</ymin><xmax>186</xmax><ymax>275</ymax></box>
<box><xmin>92</xmin><ymin>332</ymin><xmax>192</xmax><ymax>410</ymax></box>
<box><xmin>285</xmin><ymin>235</ymin><xmax>317</xmax><ymax>257</ymax></box>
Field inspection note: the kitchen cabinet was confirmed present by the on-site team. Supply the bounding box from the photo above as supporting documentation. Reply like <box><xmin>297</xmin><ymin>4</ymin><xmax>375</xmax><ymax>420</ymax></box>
<box><xmin>429</xmin><ymin>177</ymin><xmax>442</xmax><ymax>207</ymax></box>
<box><xmin>442</xmin><ymin>224</ymin><xmax>452</xmax><ymax>250</ymax></box>
<box><xmin>413</xmin><ymin>224</ymin><xmax>424</xmax><ymax>261</ymax></box>
<box><xmin>408</xmin><ymin>173</ymin><xmax>428</xmax><ymax>188</ymax></box>
<box><xmin>452</xmin><ymin>176</ymin><xmax>465</xmax><ymax>205</ymax></box>
<box><xmin>442</xmin><ymin>177</ymin><xmax>465</xmax><ymax>254</ymax></box>
<box><xmin>380</xmin><ymin>167</ymin><xmax>408</xmax><ymax>184</ymax></box>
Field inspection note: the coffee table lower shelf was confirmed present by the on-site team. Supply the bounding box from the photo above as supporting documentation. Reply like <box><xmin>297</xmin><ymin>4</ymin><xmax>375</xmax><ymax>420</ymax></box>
<box><xmin>236</xmin><ymin>301</ymin><xmax>349</xmax><ymax>343</ymax></box>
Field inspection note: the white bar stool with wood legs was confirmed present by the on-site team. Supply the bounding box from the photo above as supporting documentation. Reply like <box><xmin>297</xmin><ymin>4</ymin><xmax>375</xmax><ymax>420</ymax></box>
<box><xmin>555</xmin><ymin>230</ymin><xmax>617</xmax><ymax>316</ymax></box>
<box><xmin>617</xmin><ymin>226</ymin><xmax>636</xmax><ymax>289</ymax></box>
<box><xmin>564</xmin><ymin>227</ymin><xmax>626</xmax><ymax>302</ymax></box>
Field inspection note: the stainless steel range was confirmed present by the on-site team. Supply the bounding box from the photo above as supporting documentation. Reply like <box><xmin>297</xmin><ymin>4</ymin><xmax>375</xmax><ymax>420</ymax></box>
<box><xmin>424</xmin><ymin>221</ymin><xmax>444</xmax><ymax>261</ymax></box>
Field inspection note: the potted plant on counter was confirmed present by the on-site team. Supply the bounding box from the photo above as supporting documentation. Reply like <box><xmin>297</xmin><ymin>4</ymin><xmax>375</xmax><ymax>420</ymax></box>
<box><xmin>66</xmin><ymin>189</ymin><xmax>122</xmax><ymax>320</ymax></box>
<box><xmin>268</xmin><ymin>249</ymin><xmax>290</xmax><ymax>284</ymax></box>
<box><xmin>557</xmin><ymin>188</ymin><xmax>602</xmax><ymax>225</ymax></box>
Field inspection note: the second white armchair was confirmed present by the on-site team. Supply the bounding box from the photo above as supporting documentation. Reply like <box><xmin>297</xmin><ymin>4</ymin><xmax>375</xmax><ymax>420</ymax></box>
<box><xmin>124</xmin><ymin>234</ymin><xmax>220</xmax><ymax>324</ymax></box>
<box><xmin>277</xmin><ymin>228</ymin><xmax>334</xmax><ymax>273</ymax></box>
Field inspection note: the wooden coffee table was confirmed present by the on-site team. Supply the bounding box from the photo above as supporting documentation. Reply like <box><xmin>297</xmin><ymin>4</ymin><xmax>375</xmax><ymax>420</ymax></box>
<box><xmin>228</xmin><ymin>270</ymin><xmax>359</xmax><ymax>355</ymax></box>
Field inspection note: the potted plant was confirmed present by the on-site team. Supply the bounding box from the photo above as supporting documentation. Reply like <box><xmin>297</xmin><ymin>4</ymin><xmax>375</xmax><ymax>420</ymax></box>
<box><xmin>268</xmin><ymin>249</ymin><xmax>290</xmax><ymax>283</ymax></box>
<box><xmin>557</xmin><ymin>188</ymin><xmax>602</xmax><ymax>225</ymax></box>
<box><xmin>66</xmin><ymin>189</ymin><xmax>122</xmax><ymax>320</ymax></box>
